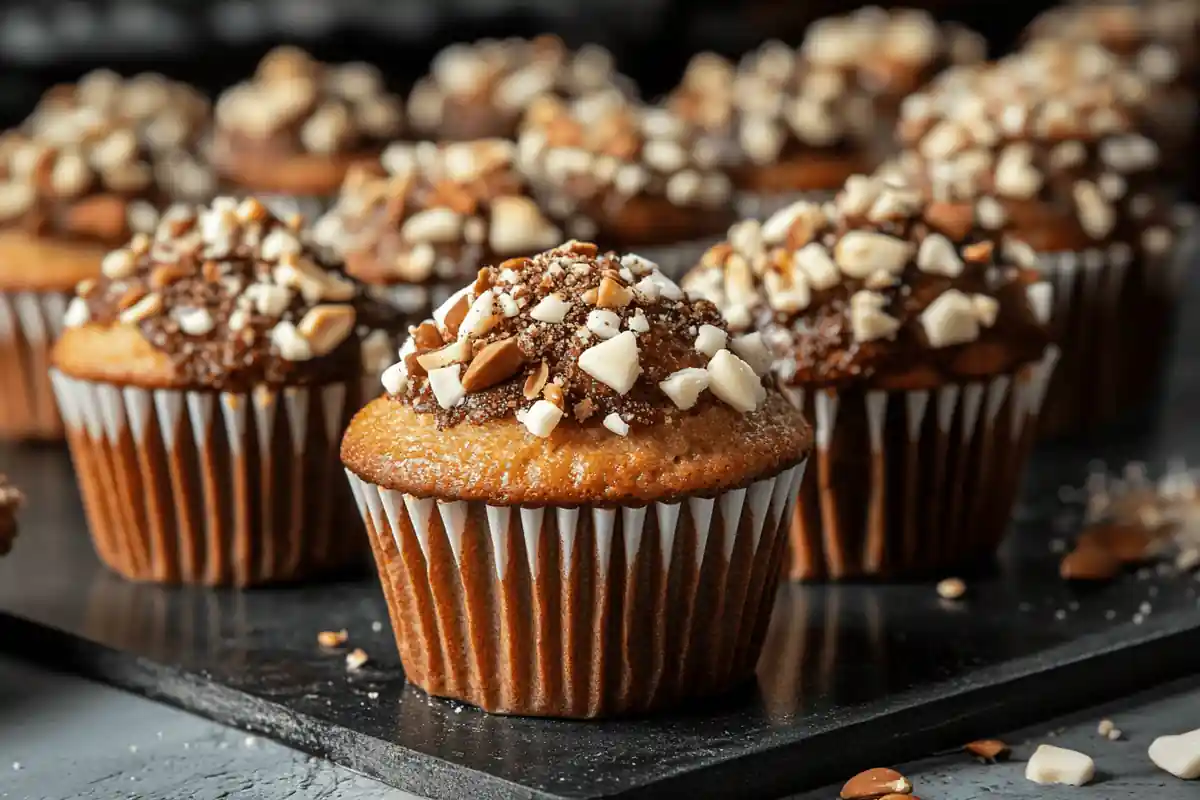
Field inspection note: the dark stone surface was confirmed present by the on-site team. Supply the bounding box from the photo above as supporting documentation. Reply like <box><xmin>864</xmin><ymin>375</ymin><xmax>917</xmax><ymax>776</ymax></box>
<box><xmin>3</xmin><ymin>241</ymin><xmax>1200</xmax><ymax>799</ymax></box>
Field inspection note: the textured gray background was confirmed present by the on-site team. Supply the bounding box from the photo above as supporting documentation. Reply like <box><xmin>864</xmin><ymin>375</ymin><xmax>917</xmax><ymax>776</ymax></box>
<box><xmin>2</xmin><ymin>654</ymin><xmax>1198</xmax><ymax>799</ymax></box>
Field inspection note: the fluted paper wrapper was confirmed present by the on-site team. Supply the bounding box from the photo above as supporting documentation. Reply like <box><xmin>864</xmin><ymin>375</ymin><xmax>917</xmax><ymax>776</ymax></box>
<box><xmin>50</xmin><ymin>370</ymin><xmax>363</xmax><ymax>586</ymax></box>
<box><xmin>345</xmin><ymin>461</ymin><xmax>807</xmax><ymax>718</ymax></box>
<box><xmin>784</xmin><ymin>349</ymin><xmax>1058</xmax><ymax>581</ymax></box>
<box><xmin>1037</xmin><ymin>214</ymin><xmax>1196</xmax><ymax>435</ymax></box>
<box><xmin>0</xmin><ymin>290</ymin><xmax>68</xmax><ymax>439</ymax></box>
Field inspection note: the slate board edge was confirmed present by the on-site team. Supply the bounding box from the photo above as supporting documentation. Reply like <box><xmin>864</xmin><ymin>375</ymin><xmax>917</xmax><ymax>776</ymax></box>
<box><xmin>4</xmin><ymin>600</ymin><xmax>1200</xmax><ymax>799</ymax></box>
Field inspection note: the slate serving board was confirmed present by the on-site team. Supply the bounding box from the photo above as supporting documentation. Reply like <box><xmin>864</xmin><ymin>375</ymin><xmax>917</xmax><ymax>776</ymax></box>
<box><xmin>3</xmin><ymin>253</ymin><xmax>1200</xmax><ymax>799</ymax></box>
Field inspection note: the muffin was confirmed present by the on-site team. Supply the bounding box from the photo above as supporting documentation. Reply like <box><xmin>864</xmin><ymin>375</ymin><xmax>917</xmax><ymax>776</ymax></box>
<box><xmin>888</xmin><ymin>48</ymin><xmax>1186</xmax><ymax>435</ymax></box>
<box><xmin>683</xmin><ymin>174</ymin><xmax>1056</xmax><ymax>580</ymax></box>
<box><xmin>0</xmin><ymin>475</ymin><xmax>22</xmax><ymax>556</ymax></box>
<box><xmin>0</xmin><ymin>85</ymin><xmax>214</xmax><ymax>441</ymax></box>
<box><xmin>515</xmin><ymin>95</ymin><xmax>735</xmax><ymax>271</ymax></box>
<box><xmin>341</xmin><ymin>240</ymin><xmax>811</xmax><ymax>717</ymax></box>
<box><xmin>313</xmin><ymin>138</ymin><xmax>563</xmax><ymax>382</ymax></box>
<box><xmin>407</xmin><ymin>36</ymin><xmax>635</xmax><ymax>141</ymax></box>
<box><xmin>50</xmin><ymin>197</ymin><xmax>364</xmax><ymax>586</ymax></box>
<box><xmin>666</xmin><ymin>8</ymin><xmax>984</xmax><ymax>215</ymax></box>
<box><xmin>213</xmin><ymin>47</ymin><xmax>404</xmax><ymax>217</ymax></box>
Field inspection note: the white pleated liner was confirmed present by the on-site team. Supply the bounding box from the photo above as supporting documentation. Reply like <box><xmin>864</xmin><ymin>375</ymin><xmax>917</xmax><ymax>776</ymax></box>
<box><xmin>788</xmin><ymin>348</ymin><xmax>1058</xmax><ymax>580</ymax></box>
<box><xmin>345</xmin><ymin>459</ymin><xmax>807</xmax><ymax>718</ymax></box>
<box><xmin>1035</xmin><ymin>234</ymin><xmax>1182</xmax><ymax>434</ymax></box>
<box><xmin>51</xmin><ymin>369</ymin><xmax>361</xmax><ymax>586</ymax></box>
<box><xmin>0</xmin><ymin>290</ymin><xmax>69</xmax><ymax>438</ymax></box>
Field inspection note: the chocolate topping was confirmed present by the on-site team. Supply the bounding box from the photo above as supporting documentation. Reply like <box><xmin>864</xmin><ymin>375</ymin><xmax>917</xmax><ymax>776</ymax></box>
<box><xmin>0</xmin><ymin>474</ymin><xmax>22</xmax><ymax>556</ymax></box>
<box><xmin>215</xmin><ymin>47</ymin><xmax>404</xmax><ymax>159</ymax></box>
<box><xmin>408</xmin><ymin>36</ymin><xmax>635</xmax><ymax>140</ymax></box>
<box><xmin>63</xmin><ymin>196</ymin><xmax>361</xmax><ymax>390</ymax></box>
<box><xmin>682</xmin><ymin>174</ymin><xmax>1051</xmax><ymax>389</ymax></box>
<box><xmin>890</xmin><ymin>47</ymin><xmax>1178</xmax><ymax>249</ymax></box>
<box><xmin>314</xmin><ymin>139</ymin><xmax>561</xmax><ymax>287</ymax></box>
<box><xmin>516</xmin><ymin>94</ymin><xmax>734</xmax><ymax>231</ymax></box>
<box><xmin>380</xmin><ymin>241</ymin><xmax>775</xmax><ymax>436</ymax></box>
<box><xmin>0</xmin><ymin>72</ymin><xmax>215</xmax><ymax>245</ymax></box>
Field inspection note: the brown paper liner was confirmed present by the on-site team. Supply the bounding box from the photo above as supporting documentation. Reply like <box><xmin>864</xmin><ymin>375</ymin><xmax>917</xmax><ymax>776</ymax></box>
<box><xmin>1037</xmin><ymin>217</ymin><xmax>1196</xmax><ymax>436</ymax></box>
<box><xmin>0</xmin><ymin>290</ymin><xmax>67</xmax><ymax>440</ymax></box>
<box><xmin>345</xmin><ymin>461</ymin><xmax>806</xmax><ymax>718</ymax></box>
<box><xmin>51</xmin><ymin>370</ymin><xmax>363</xmax><ymax>586</ymax></box>
<box><xmin>784</xmin><ymin>350</ymin><xmax>1058</xmax><ymax>581</ymax></box>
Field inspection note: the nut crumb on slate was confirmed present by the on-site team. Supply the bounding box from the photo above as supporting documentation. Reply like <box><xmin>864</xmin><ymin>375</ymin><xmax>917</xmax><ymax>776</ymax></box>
<box><xmin>317</xmin><ymin>629</ymin><xmax>349</xmax><ymax>648</ymax></box>
<box><xmin>64</xmin><ymin>196</ymin><xmax>362</xmax><ymax>390</ymax></box>
<box><xmin>682</xmin><ymin>173</ymin><xmax>1051</xmax><ymax>389</ymax></box>
<box><xmin>964</xmin><ymin>739</ymin><xmax>1010</xmax><ymax>762</ymax></box>
<box><xmin>345</xmin><ymin>648</ymin><xmax>369</xmax><ymax>670</ymax></box>
<box><xmin>379</xmin><ymin>242</ymin><xmax>774</xmax><ymax>438</ymax></box>
<box><xmin>839</xmin><ymin>766</ymin><xmax>912</xmax><ymax>799</ymax></box>
<box><xmin>936</xmin><ymin>577</ymin><xmax>966</xmax><ymax>600</ymax></box>
<box><xmin>0</xmin><ymin>475</ymin><xmax>23</xmax><ymax>556</ymax></box>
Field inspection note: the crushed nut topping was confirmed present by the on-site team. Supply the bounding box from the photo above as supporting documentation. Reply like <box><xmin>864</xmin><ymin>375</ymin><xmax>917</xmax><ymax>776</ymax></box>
<box><xmin>380</xmin><ymin>241</ymin><xmax>774</xmax><ymax>437</ymax></box>
<box><xmin>889</xmin><ymin>45</ymin><xmax>1177</xmax><ymax>243</ymax></box>
<box><xmin>215</xmin><ymin>47</ymin><xmax>404</xmax><ymax>156</ymax></box>
<box><xmin>515</xmin><ymin>94</ymin><xmax>735</xmax><ymax>229</ymax></box>
<box><xmin>682</xmin><ymin>174</ymin><xmax>1051</xmax><ymax>388</ymax></box>
<box><xmin>314</xmin><ymin>139</ymin><xmax>561</xmax><ymax>287</ymax></box>
<box><xmin>65</xmin><ymin>196</ymin><xmax>362</xmax><ymax>390</ymax></box>
<box><xmin>0</xmin><ymin>72</ymin><xmax>215</xmax><ymax>239</ymax></box>
<box><xmin>407</xmin><ymin>36</ymin><xmax>635</xmax><ymax>140</ymax></box>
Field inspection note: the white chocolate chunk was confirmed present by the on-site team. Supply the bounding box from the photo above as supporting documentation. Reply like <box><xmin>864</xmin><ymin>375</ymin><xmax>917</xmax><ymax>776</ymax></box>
<box><xmin>659</xmin><ymin>367</ymin><xmax>710</xmax><ymax>410</ymax></box>
<box><xmin>176</xmin><ymin>307</ymin><xmax>215</xmax><ymax>336</ymax></box>
<box><xmin>850</xmin><ymin>290</ymin><xmax>901</xmax><ymax>343</ymax></box>
<box><xmin>916</xmin><ymin>233</ymin><xmax>964</xmax><ymax>277</ymax></box>
<box><xmin>731</xmin><ymin>332</ymin><xmax>773</xmax><ymax>376</ymax></box>
<box><xmin>428</xmin><ymin>364</ymin><xmax>466</xmax><ymax>409</ymax></box>
<box><xmin>401</xmin><ymin>207</ymin><xmax>463</xmax><ymax>244</ymax></box>
<box><xmin>920</xmin><ymin>289</ymin><xmax>980</xmax><ymax>348</ymax></box>
<box><xmin>994</xmin><ymin>143</ymin><xmax>1043</xmax><ymax>199</ymax></box>
<box><xmin>530</xmin><ymin>293</ymin><xmax>572</xmax><ymax>323</ymax></box>
<box><xmin>834</xmin><ymin>231</ymin><xmax>914</xmax><ymax>278</ymax></box>
<box><xmin>1026</xmin><ymin>282</ymin><xmax>1053</xmax><ymax>325</ymax></box>
<box><xmin>1148</xmin><ymin>729</ymin><xmax>1200</xmax><ymax>780</ymax></box>
<box><xmin>602</xmin><ymin>412</ymin><xmax>630</xmax><ymax>437</ymax></box>
<box><xmin>63</xmin><ymin>297</ymin><xmax>90</xmax><ymax>328</ymax></box>
<box><xmin>627</xmin><ymin>309</ymin><xmax>650</xmax><ymax>333</ymax></box>
<box><xmin>975</xmin><ymin>196</ymin><xmax>1008</xmax><ymax>229</ymax></box>
<box><xmin>764</xmin><ymin>269</ymin><xmax>811</xmax><ymax>312</ymax></box>
<box><xmin>761</xmin><ymin>201</ymin><xmax>818</xmax><ymax>245</ymax></box>
<box><xmin>271</xmin><ymin>321</ymin><xmax>313</xmax><ymax>361</ymax></box>
<box><xmin>971</xmin><ymin>294</ymin><xmax>999</xmax><ymax>327</ymax></box>
<box><xmin>1025</xmin><ymin>744</ymin><xmax>1095</xmax><ymax>786</ymax></box>
<box><xmin>635</xmin><ymin>270</ymin><xmax>684</xmax><ymax>301</ymax></box>
<box><xmin>706</xmin><ymin>349</ymin><xmax>766</xmax><ymax>413</ymax></box>
<box><xmin>586</xmin><ymin>309</ymin><xmax>621</xmax><ymax>340</ymax></box>
<box><xmin>381</xmin><ymin>360</ymin><xmax>408</xmax><ymax>395</ymax></box>
<box><xmin>521</xmin><ymin>399</ymin><xmax>564</xmax><ymax>438</ymax></box>
<box><xmin>578</xmin><ymin>330</ymin><xmax>640</xmax><ymax>394</ymax></box>
<box><xmin>794</xmin><ymin>243</ymin><xmax>841</xmax><ymax>290</ymax></box>
<box><xmin>1003</xmin><ymin>238</ymin><xmax>1039</xmax><ymax>269</ymax></box>
<box><xmin>497</xmin><ymin>292</ymin><xmax>519</xmax><ymax>318</ymax></box>
<box><xmin>1074</xmin><ymin>181</ymin><xmax>1116</xmax><ymax>239</ymax></box>
<box><xmin>694</xmin><ymin>324</ymin><xmax>728</xmax><ymax>357</ymax></box>
<box><xmin>619</xmin><ymin>253</ymin><xmax>657</xmax><ymax>275</ymax></box>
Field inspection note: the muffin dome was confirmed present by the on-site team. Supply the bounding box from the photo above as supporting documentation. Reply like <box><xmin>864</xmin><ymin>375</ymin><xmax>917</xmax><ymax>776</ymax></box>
<box><xmin>314</xmin><ymin>139</ymin><xmax>562</xmax><ymax>288</ymax></box>
<box><xmin>342</xmin><ymin>241</ymin><xmax>810</xmax><ymax>505</ymax></box>
<box><xmin>53</xmin><ymin>196</ymin><xmax>361</xmax><ymax>390</ymax></box>
<box><xmin>682</xmin><ymin>174</ymin><xmax>1052</xmax><ymax>390</ymax></box>
<box><xmin>887</xmin><ymin>47</ymin><xmax>1177</xmax><ymax>253</ymax></box>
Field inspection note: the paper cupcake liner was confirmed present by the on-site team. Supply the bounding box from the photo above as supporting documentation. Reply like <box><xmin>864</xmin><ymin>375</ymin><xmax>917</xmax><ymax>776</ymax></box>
<box><xmin>345</xmin><ymin>460</ymin><xmax>807</xmax><ymax>718</ymax></box>
<box><xmin>50</xmin><ymin>370</ymin><xmax>363</xmax><ymax>586</ymax></box>
<box><xmin>1035</xmin><ymin>216</ymin><xmax>1196</xmax><ymax>436</ymax></box>
<box><xmin>784</xmin><ymin>348</ymin><xmax>1058</xmax><ymax>580</ymax></box>
<box><xmin>0</xmin><ymin>289</ymin><xmax>68</xmax><ymax>440</ymax></box>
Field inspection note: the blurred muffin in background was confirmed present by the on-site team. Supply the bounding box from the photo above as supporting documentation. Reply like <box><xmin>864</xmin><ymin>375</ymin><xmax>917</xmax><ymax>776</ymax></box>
<box><xmin>683</xmin><ymin>175</ymin><xmax>1055</xmax><ymax>580</ymax></box>
<box><xmin>213</xmin><ymin>47</ymin><xmax>405</xmax><ymax>215</ymax></box>
<box><xmin>314</xmin><ymin>138</ymin><xmax>563</xmax><ymax>383</ymax></box>
<box><xmin>666</xmin><ymin>8</ymin><xmax>984</xmax><ymax>214</ymax></box>
<box><xmin>51</xmin><ymin>197</ymin><xmax>364</xmax><ymax>586</ymax></box>
<box><xmin>515</xmin><ymin>93</ymin><xmax>734</xmax><ymax>270</ymax></box>
<box><xmin>0</xmin><ymin>78</ymin><xmax>215</xmax><ymax>441</ymax></box>
<box><xmin>0</xmin><ymin>475</ymin><xmax>22</xmax><ymax>556</ymax></box>
<box><xmin>407</xmin><ymin>36</ymin><xmax>636</xmax><ymax>141</ymax></box>
<box><xmin>887</xmin><ymin>46</ymin><xmax>1188</xmax><ymax>435</ymax></box>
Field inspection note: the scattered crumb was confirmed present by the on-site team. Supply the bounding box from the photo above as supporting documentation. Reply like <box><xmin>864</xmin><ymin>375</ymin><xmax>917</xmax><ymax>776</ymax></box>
<box><xmin>156</xmin><ymin>732</ymin><xmax>163</xmax><ymax>740</ymax></box>
<box><xmin>1055</xmin><ymin>609</ymin><xmax>1067</xmax><ymax>621</ymax></box>
<box><xmin>318</xmin><ymin>629</ymin><xmax>349</xmax><ymax>648</ymax></box>
<box><xmin>12</xmin><ymin>763</ymin><xmax>20</xmax><ymax>771</ymax></box>
<box><xmin>1107</xmin><ymin>728</ymin><xmax>1123</xmax><ymax>741</ymax></box>
<box><xmin>1133</xmin><ymin>613</ymin><xmax>1145</xmax><ymax>625</ymax></box>
<box><xmin>964</xmin><ymin>739</ymin><xmax>1011</xmax><ymax>762</ymax></box>
<box><xmin>182</xmin><ymin>743</ymin><xmax>190</xmax><ymax>750</ymax></box>
<box><xmin>346</xmin><ymin>648</ymin><xmax>369</xmax><ymax>670</ymax></box>
<box><xmin>128</xmin><ymin>745</ymin><xmax>138</xmax><ymax>753</ymax></box>
<box><xmin>937</xmin><ymin>577</ymin><xmax>966</xmax><ymax>600</ymax></box>
<box><xmin>1098</xmin><ymin>719</ymin><xmax>1115</xmax><ymax>737</ymax></box>
<box><xmin>367</xmin><ymin>691</ymin><xmax>379</xmax><ymax>700</ymax></box>
<box><xmin>244</xmin><ymin>736</ymin><xmax>258</xmax><ymax>748</ymax></box>
<box><xmin>1105</xmin><ymin>610</ymin><xmax>1117</xmax><ymax>620</ymax></box>
<box><xmin>1026</xmin><ymin>744</ymin><xmax>1095</xmax><ymax>786</ymax></box>
<box><xmin>1139</xmin><ymin>601</ymin><xmax>1153</xmax><ymax>615</ymax></box>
